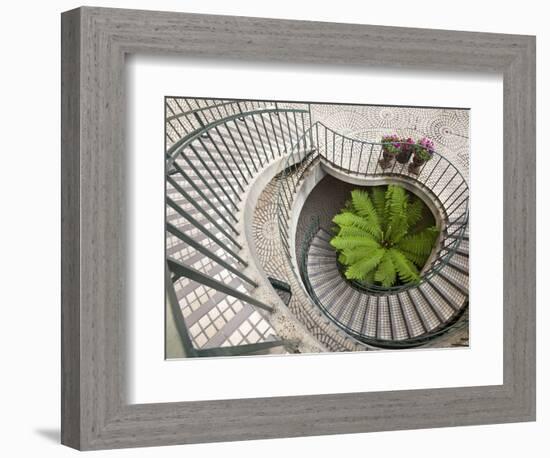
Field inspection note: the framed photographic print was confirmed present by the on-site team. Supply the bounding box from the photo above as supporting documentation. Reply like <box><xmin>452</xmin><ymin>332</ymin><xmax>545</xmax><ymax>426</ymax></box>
<box><xmin>61</xmin><ymin>6</ymin><xmax>536</xmax><ymax>450</ymax></box>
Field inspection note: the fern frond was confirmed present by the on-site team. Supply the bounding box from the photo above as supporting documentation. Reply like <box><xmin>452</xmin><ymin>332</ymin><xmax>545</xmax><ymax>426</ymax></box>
<box><xmin>385</xmin><ymin>185</ymin><xmax>409</xmax><ymax>243</ymax></box>
<box><xmin>386</xmin><ymin>214</ymin><xmax>409</xmax><ymax>244</ymax></box>
<box><xmin>338</xmin><ymin>252</ymin><xmax>348</xmax><ymax>264</ymax></box>
<box><xmin>350</xmin><ymin>190</ymin><xmax>381</xmax><ymax>234</ymax></box>
<box><xmin>330</xmin><ymin>235</ymin><xmax>380</xmax><ymax>251</ymax></box>
<box><xmin>371</xmin><ymin>187</ymin><xmax>387</xmax><ymax>228</ymax></box>
<box><xmin>388</xmin><ymin>248</ymin><xmax>420</xmax><ymax>284</ymax></box>
<box><xmin>339</xmin><ymin>245</ymin><xmax>382</xmax><ymax>265</ymax></box>
<box><xmin>399</xmin><ymin>248</ymin><xmax>428</xmax><ymax>267</ymax></box>
<box><xmin>374</xmin><ymin>251</ymin><xmax>396</xmax><ymax>287</ymax></box>
<box><xmin>407</xmin><ymin>197</ymin><xmax>424</xmax><ymax>228</ymax></box>
<box><xmin>396</xmin><ymin>226</ymin><xmax>439</xmax><ymax>259</ymax></box>
<box><xmin>343</xmin><ymin>198</ymin><xmax>353</xmax><ymax>212</ymax></box>
<box><xmin>336</xmin><ymin>226</ymin><xmax>370</xmax><ymax>239</ymax></box>
<box><xmin>332</xmin><ymin>212</ymin><xmax>382</xmax><ymax>240</ymax></box>
<box><xmin>344</xmin><ymin>247</ymin><xmax>385</xmax><ymax>281</ymax></box>
<box><xmin>364</xmin><ymin>268</ymin><xmax>376</xmax><ymax>285</ymax></box>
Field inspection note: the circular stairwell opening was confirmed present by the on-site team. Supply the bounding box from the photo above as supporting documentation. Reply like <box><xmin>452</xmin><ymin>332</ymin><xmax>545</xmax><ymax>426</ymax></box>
<box><xmin>295</xmin><ymin>174</ymin><xmax>439</xmax><ymax>291</ymax></box>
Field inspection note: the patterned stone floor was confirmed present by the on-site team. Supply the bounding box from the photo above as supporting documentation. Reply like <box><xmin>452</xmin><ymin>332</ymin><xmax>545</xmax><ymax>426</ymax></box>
<box><xmin>253</xmin><ymin>164</ymin><xmax>362</xmax><ymax>352</ymax></box>
<box><xmin>310</xmin><ymin>104</ymin><xmax>470</xmax><ymax>181</ymax></box>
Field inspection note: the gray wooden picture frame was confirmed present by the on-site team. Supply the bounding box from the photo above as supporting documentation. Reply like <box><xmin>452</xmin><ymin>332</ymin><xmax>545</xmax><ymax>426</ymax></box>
<box><xmin>61</xmin><ymin>6</ymin><xmax>536</xmax><ymax>451</ymax></box>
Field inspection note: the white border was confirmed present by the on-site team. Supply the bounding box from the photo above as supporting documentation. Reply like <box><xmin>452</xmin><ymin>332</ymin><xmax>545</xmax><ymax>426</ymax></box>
<box><xmin>127</xmin><ymin>56</ymin><xmax>503</xmax><ymax>404</ymax></box>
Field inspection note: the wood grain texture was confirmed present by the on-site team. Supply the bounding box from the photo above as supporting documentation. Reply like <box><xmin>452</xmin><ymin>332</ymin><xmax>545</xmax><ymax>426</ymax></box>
<box><xmin>60</xmin><ymin>7</ymin><xmax>81</xmax><ymax>450</ymax></box>
<box><xmin>60</xmin><ymin>6</ymin><xmax>536</xmax><ymax>450</ymax></box>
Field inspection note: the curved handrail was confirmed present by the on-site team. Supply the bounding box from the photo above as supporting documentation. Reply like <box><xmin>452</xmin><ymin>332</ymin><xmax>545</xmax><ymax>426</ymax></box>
<box><xmin>166</xmin><ymin>105</ymin><xmax>314</xmax><ymax>354</ymax></box>
<box><xmin>276</xmin><ymin>120</ymin><xmax>469</xmax><ymax>296</ymax></box>
<box><xmin>167</xmin><ymin>107</ymin><xmax>309</xmax><ymax>168</ymax></box>
<box><xmin>299</xmin><ymin>217</ymin><xmax>468</xmax><ymax>348</ymax></box>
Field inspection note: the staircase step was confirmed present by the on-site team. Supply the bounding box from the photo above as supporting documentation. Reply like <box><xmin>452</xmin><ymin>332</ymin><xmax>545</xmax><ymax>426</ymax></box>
<box><xmin>401</xmin><ymin>291</ymin><xmax>428</xmax><ymax>337</ymax></box>
<box><xmin>424</xmin><ymin>279</ymin><xmax>460</xmax><ymax>318</ymax></box>
<box><xmin>413</xmin><ymin>286</ymin><xmax>446</xmax><ymax>328</ymax></box>
<box><xmin>388</xmin><ymin>295</ymin><xmax>409</xmax><ymax>340</ymax></box>
<box><xmin>437</xmin><ymin>268</ymin><xmax>469</xmax><ymax>297</ymax></box>
<box><xmin>377</xmin><ymin>297</ymin><xmax>393</xmax><ymax>340</ymax></box>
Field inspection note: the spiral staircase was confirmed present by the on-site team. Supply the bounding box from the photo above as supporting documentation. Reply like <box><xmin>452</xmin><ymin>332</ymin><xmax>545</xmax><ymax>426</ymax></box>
<box><xmin>165</xmin><ymin>98</ymin><xmax>469</xmax><ymax>357</ymax></box>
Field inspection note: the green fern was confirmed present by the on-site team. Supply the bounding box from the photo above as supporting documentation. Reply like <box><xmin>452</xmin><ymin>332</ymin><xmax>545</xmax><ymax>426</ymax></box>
<box><xmin>396</xmin><ymin>227</ymin><xmax>439</xmax><ymax>257</ymax></box>
<box><xmin>388</xmin><ymin>249</ymin><xmax>420</xmax><ymax>284</ymax></box>
<box><xmin>331</xmin><ymin>185</ymin><xmax>440</xmax><ymax>288</ymax></box>
<box><xmin>332</xmin><ymin>212</ymin><xmax>382</xmax><ymax>240</ymax></box>
<box><xmin>371</xmin><ymin>187</ymin><xmax>387</xmax><ymax>228</ymax></box>
<box><xmin>407</xmin><ymin>198</ymin><xmax>424</xmax><ymax>228</ymax></box>
<box><xmin>350</xmin><ymin>189</ymin><xmax>381</xmax><ymax>233</ymax></box>
<box><xmin>374</xmin><ymin>252</ymin><xmax>396</xmax><ymax>287</ymax></box>
<box><xmin>330</xmin><ymin>235</ymin><xmax>380</xmax><ymax>251</ymax></box>
<box><xmin>345</xmin><ymin>247</ymin><xmax>385</xmax><ymax>281</ymax></box>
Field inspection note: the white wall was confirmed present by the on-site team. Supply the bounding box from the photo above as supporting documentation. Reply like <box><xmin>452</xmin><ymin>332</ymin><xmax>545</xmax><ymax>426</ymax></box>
<box><xmin>0</xmin><ymin>0</ymin><xmax>546</xmax><ymax>456</ymax></box>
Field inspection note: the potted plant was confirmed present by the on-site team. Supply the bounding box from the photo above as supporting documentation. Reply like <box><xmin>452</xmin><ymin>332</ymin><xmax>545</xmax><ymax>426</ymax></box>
<box><xmin>408</xmin><ymin>137</ymin><xmax>434</xmax><ymax>175</ymax></box>
<box><xmin>396</xmin><ymin>137</ymin><xmax>415</xmax><ymax>164</ymax></box>
<box><xmin>379</xmin><ymin>134</ymin><xmax>400</xmax><ymax>169</ymax></box>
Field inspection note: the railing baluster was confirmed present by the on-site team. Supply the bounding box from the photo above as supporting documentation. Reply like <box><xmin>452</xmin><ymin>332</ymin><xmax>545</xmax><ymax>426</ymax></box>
<box><xmin>167</xmin><ymin>257</ymin><xmax>274</xmax><ymax>312</ymax></box>
<box><xmin>366</xmin><ymin>144</ymin><xmax>374</xmax><ymax>175</ymax></box>
<box><xmin>431</xmin><ymin>163</ymin><xmax>451</xmax><ymax>191</ymax></box>
<box><xmin>315</xmin><ymin>122</ymin><xmax>320</xmax><ymax>155</ymax></box>
<box><xmin>266</xmin><ymin>112</ymin><xmax>282</xmax><ymax>157</ymax></box>
<box><xmin>166</xmin><ymin>103</ymin><xmax>188</xmax><ymax>136</ymax></box>
<box><xmin>220</xmin><ymin>100</ymin><xmax>232</xmax><ymax>117</ymax></box>
<box><xmin>178</xmin><ymin>148</ymin><xmax>238</xmax><ymax>220</ymax></box>
<box><xmin>440</xmin><ymin>181</ymin><xmax>462</xmax><ymax>207</ymax></box>
<box><xmin>221</xmin><ymin>123</ymin><xmax>253</xmax><ymax>178</ymax></box>
<box><xmin>375</xmin><ymin>297</ymin><xmax>380</xmax><ymax>339</ymax></box>
<box><xmin>447</xmin><ymin>196</ymin><xmax>469</xmax><ymax>218</ymax></box>
<box><xmin>212</xmin><ymin>125</ymin><xmax>249</xmax><ymax>184</ymax></box>
<box><xmin>241</xmin><ymin>117</ymin><xmax>264</xmax><ymax>168</ymax></box>
<box><xmin>196</xmin><ymin>138</ymin><xmax>242</xmax><ymax>200</ymax></box>
<box><xmin>179</xmin><ymin>99</ymin><xmax>201</xmax><ymax>131</ymax></box>
<box><xmin>373</xmin><ymin>147</ymin><xmax>381</xmax><ymax>175</ymax></box>
<box><xmin>281</xmin><ymin>112</ymin><xmax>293</xmax><ymax>152</ymax></box>
<box><xmin>188</xmin><ymin>143</ymin><xmax>238</xmax><ymax>211</ymax></box>
<box><xmin>423</xmin><ymin>156</ymin><xmax>442</xmax><ymax>184</ymax></box>
<box><xmin>259</xmin><ymin>114</ymin><xmax>276</xmax><ymax>160</ymax></box>
<box><xmin>446</xmin><ymin>187</ymin><xmax>468</xmax><ymax>215</ymax></box>
<box><xmin>166</xmin><ymin>222</ymin><xmax>257</xmax><ymax>287</ymax></box>
<box><xmin>249</xmin><ymin>114</ymin><xmax>270</xmax><ymax>164</ymax></box>
<box><xmin>201</xmin><ymin>132</ymin><xmax>245</xmax><ymax>193</ymax></box>
<box><xmin>354</xmin><ymin>141</ymin><xmax>361</xmax><ymax>173</ymax></box>
<box><xmin>340</xmin><ymin>136</ymin><xmax>345</xmax><ymax>169</ymax></box>
<box><xmin>232</xmin><ymin>119</ymin><xmax>258</xmax><ymax>172</ymax></box>
<box><xmin>348</xmin><ymin>140</ymin><xmax>355</xmax><ymax>172</ymax></box>
<box><xmin>324</xmin><ymin>126</ymin><xmax>328</xmax><ymax>161</ymax></box>
<box><xmin>301</xmin><ymin>112</ymin><xmax>308</xmax><ymax>151</ymax></box>
<box><xmin>436</xmin><ymin>169</ymin><xmax>459</xmax><ymax>198</ymax></box>
<box><xmin>166</xmin><ymin>196</ymin><xmax>246</xmax><ymax>265</ymax></box>
<box><xmin>166</xmin><ymin>172</ymin><xmax>239</xmax><ymax>240</ymax></box>
<box><xmin>332</xmin><ymin>130</ymin><xmax>336</xmax><ymax>164</ymax></box>
<box><xmin>292</xmin><ymin>112</ymin><xmax>300</xmax><ymax>149</ymax></box>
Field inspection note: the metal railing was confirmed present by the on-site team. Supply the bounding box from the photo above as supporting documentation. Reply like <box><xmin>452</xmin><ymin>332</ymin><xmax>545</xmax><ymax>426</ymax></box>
<box><xmin>275</xmin><ymin>121</ymin><xmax>469</xmax><ymax>347</ymax></box>
<box><xmin>276</xmin><ymin>122</ymin><xmax>469</xmax><ymax>293</ymax></box>
<box><xmin>166</xmin><ymin>99</ymin><xmax>278</xmax><ymax>149</ymax></box>
<box><xmin>164</xmin><ymin>99</ymin><xmax>469</xmax><ymax>352</ymax></box>
<box><xmin>165</xmin><ymin>101</ymin><xmax>312</xmax><ymax>356</ymax></box>
<box><xmin>298</xmin><ymin>217</ymin><xmax>468</xmax><ymax>349</ymax></box>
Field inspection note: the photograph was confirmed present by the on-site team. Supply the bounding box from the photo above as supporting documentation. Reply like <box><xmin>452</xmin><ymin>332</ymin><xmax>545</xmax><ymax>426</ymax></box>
<box><xmin>165</xmin><ymin>98</ymin><xmax>470</xmax><ymax>358</ymax></box>
<box><xmin>1</xmin><ymin>1</ymin><xmax>540</xmax><ymax>455</ymax></box>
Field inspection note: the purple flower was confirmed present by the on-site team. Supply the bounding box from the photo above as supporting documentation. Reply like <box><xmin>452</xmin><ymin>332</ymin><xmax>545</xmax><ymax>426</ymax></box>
<box><xmin>414</xmin><ymin>137</ymin><xmax>435</xmax><ymax>161</ymax></box>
